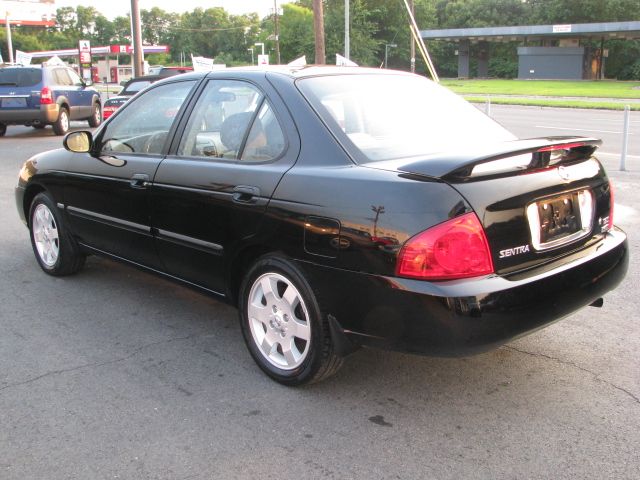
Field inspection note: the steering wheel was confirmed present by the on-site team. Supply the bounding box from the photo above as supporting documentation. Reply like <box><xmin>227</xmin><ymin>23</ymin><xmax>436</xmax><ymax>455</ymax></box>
<box><xmin>143</xmin><ymin>131</ymin><xmax>168</xmax><ymax>154</ymax></box>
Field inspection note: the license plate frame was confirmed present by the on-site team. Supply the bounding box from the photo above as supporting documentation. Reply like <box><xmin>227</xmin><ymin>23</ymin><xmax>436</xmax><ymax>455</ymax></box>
<box><xmin>526</xmin><ymin>189</ymin><xmax>594</xmax><ymax>251</ymax></box>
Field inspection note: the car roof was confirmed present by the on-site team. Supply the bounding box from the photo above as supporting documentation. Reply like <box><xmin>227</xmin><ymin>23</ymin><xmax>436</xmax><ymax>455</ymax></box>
<box><xmin>211</xmin><ymin>65</ymin><xmax>413</xmax><ymax>79</ymax></box>
<box><xmin>124</xmin><ymin>74</ymin><xmax>163</xmax><ymax>84</ymax></box>
<box><xmin>126</xmin><ymin>66</ymin><xmax>417</xmax><ymax>92</ymax></box>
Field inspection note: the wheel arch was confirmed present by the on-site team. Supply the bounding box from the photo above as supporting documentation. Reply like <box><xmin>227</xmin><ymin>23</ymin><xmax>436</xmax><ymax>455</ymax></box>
<box><xmin>226</xmin><ymin>244</ymin><xmax>275</xmax><ymax>306</ymax></box>
<box><xmin>22</xmin><ymin>183</ymin><xmax>47</xmax><ymax>226</ymax></box>
<box><xmin>57</xmin><ymin>99</ymin><xmax>70</xmax><ymax>113</ymax></box>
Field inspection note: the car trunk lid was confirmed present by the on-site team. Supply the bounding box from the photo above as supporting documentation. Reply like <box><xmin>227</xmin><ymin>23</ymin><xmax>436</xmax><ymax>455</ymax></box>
<box><xmin>364</xmin><ymin>137</ymin><xmax>613</xmax><ymax>276</ymax></box>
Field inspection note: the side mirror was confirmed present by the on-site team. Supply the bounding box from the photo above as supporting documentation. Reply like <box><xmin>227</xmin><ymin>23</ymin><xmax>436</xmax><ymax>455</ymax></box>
<box><xmin>63</xmin><ymin>131</ymin><xmax>93</xmax><ymax>153</ymax></box>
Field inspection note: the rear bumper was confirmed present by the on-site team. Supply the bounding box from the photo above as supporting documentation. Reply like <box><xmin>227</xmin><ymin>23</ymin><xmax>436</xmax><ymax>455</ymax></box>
<box><xmin>0</xmin><ymin>104</ymin><xmax>59</xmax><ymax>125</ymax></box>
<box><xmin>300</xmin><ymin>229</ymin><xmax>629</xmax><ymax>357</ymax></box>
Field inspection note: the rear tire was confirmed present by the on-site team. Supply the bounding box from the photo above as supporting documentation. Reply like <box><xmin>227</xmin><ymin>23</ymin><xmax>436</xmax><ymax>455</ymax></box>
<box><xmin>88</xmin><ymin>102</ymin><xmax>101</xmax><ymax>128</ymax></box>
<box><xmin>239</xmin><ymin>254</ymin><xmax>343</xmax><ymax>386</ymax></box>
<box><xmin>52</xmin><ymin>107</ymin><xmax>70</xmax><ymax>135</ymax></box>
<box><xmin>29</xmin><ymin>192</ymin><xmax>85</xmax><ymax>276</ymax></box>
<box><xmin>0</xmin><ymin>123</ymin><xmax>6</xmax><ymax>136</ymax></box>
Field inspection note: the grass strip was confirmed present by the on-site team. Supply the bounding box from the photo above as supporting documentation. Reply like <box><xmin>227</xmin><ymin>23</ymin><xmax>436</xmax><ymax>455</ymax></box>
<box><xmin>442</xmin><ymin>79</ymin><xmax>640</xmax><ymax>99</ymax></box>
<box><xmin>463</xmin><ymin>96</ymin><xmax>640</xmax><ymax>111</ymax></box>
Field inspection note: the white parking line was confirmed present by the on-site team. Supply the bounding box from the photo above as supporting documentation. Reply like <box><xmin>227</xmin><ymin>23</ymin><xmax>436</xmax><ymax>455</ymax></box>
<box><xmin>599</xmin><ymin>152</ymin><xmax>640</xmax><ymax>159</ymax></box>
<box><xmin>535</xmin><ymin>125</ymin><xmax>635</xmax><ymax>135</ymax></box>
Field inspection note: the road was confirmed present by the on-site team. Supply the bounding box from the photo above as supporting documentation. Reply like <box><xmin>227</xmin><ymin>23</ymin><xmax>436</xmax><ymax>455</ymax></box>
<box><xmin>0</xmin><ymin>106</ymin><xmax>638</xmax><ymax>479</ymax></box>
<box><xmin>483</xmin><ymin>104</ymin><xmax>639</xmax><ymax>170</ymax></box>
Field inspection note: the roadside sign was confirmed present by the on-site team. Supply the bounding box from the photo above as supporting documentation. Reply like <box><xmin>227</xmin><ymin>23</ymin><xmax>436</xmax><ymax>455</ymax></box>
<box><xmin>78</xmin><ymin>39</ymin><xmax>92</xmax><ymax>83</ymax></box>
<box><xmin>15</xmin><ymin>50</ymin><xmax>32</xmax><ymax>65</ymax></box>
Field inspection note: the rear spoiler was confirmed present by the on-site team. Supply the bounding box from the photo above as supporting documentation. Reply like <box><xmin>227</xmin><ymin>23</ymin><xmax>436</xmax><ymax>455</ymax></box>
<box><xmin>442</xmin><ymin>136</ymin><xmax>602</xmax><ymax>182</ymax></box>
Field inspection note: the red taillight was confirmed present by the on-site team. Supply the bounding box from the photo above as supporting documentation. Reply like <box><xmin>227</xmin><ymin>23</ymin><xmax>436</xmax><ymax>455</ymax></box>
<box><xmin>396</xmin><ymin>212</ymin><xmax>494</xmax><ymax>281</ymax></box>
<box><xmin>607</xmin><ymin>181</ymin><xmax>615</xmax><ymax>231</ymax></box>
<box><xmin>40</xmin><ymin>87</ymin><xmax>53</xmax><ymax>105</ymax></box>
<box><xmin>102</xmin><ymin>105</ymin><xmax>117</xmax><ymax>119</ymax></box>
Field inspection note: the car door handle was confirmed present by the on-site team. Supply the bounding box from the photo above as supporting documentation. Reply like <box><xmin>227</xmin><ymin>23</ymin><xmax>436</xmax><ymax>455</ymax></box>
<box><xmin>232</xmin><ymin>185</ymin><xmax>260</xmax><ymax>204</ymax></box>
<box><xmin>130</xmin><ymin>173</ymin><xmax>150</xmax><ymax>189</ymax></box>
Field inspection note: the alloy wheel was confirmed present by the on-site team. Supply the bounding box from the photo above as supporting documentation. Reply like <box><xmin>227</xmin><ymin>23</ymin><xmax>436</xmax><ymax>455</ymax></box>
<box><xmin>32</xmin><ymin>203</ymin><xmax>59</xmax><ymax>267</ymax></box>
<box><xmin>247</xmin><ymin>272</ymin><xmax>311</xmax><ymax>370</ymax></box>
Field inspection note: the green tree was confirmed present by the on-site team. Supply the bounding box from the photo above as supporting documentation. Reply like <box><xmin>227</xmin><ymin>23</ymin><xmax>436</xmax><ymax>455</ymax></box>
<box><xmin>277</xmin><ymin>3</ymin><xmax>316</xmax><ymax>63</ymax></box>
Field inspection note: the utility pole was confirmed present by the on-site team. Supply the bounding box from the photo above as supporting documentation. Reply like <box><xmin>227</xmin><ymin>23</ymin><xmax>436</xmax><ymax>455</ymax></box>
<box><xmin>130</xmin><ymin>0</ymin><xmax>144</xmax><ymax>77</ymax></box>
<box><xmin>409</xmin><ymin>0</ymin><xmax>415</xmax><ymax>73</ymax></box>
<box><xmin>344</xmin><ymin>0</ymin><xmax>350</xmax><ymax>60</ymax></box>
<box><xmin>273</xmin><ymin>0</ymin><xmax>281</xmax><ymax>64</ymax></box>
<box><xmin>5</xmin><ymin>12</ymin><xmax>14</xmax><ymax>64</ymax></box>
<box><xmin>312</xmin><ymin>0</ymin><xmax>325</xmax><ymax>64</ymax></box>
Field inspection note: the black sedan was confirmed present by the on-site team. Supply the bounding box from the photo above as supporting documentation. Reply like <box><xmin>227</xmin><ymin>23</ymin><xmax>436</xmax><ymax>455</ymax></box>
<box><xmin>15</xmin><ymin>67</ymin><xmax>628</xmax><ymax>385</ymax></box>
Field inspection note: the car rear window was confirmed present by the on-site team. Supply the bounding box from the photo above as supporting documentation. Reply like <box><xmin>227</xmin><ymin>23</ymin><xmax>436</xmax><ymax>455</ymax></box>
<box><xmin>297</xmin><ymin>73</ymin><xmax>515</xmax><ymax>163</ymax></box>
<box><xmin>122</xmin><ymin>80</ymin><xmax>152</xmax><ymax>95</ymax></box>
<box><xmin>0</xmin><ymin>68</ymin><xmax>42</xmax><ymax>87</ymax></box>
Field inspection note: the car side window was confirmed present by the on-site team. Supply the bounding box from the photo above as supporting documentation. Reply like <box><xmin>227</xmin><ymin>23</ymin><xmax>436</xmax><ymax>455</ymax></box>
<box><xmin>178</xmin><ymin>80</ymin><xmax>284</xmax><ymax>162</ymax></box>
<box><xmin>99</xmin><ymin>80</ymin><xmax>196</xmax><ymax>155</ymax></box>
<box><xmin>54</xmin><ymin>69</ymin><xmax>72</xmax><ymax>86</ymax></box>
<box><xmin>67</xmin><ymin>69</ymin><xmax>84</xmax><ymax>86</ymax></box>
<box><xmin>240</xmin><ymin>102</ymin><xmax>285</xmax><ymax>162</ymax></box>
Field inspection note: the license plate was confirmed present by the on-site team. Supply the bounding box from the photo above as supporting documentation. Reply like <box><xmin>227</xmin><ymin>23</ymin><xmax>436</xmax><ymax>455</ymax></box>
<box><xmin>527</xmin><ymin>190</ymin><xmax>594</xmax><ymax>250</ymax></box>
<box><xmin>538</xmin><ymin>194</ymin><xmax>580</xmax><ymax>243</ymax></box>
<box><xmin>1</xmin><ymin>97</ymin><xmax>27</xmax><ymax>108</ymax></box>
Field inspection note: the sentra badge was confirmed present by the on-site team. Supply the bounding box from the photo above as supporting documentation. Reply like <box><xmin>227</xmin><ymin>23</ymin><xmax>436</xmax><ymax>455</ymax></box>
<box><xmin>499</xmin><ymin>245</ymin><xmax>530</xmax><ymax>259</ymax></box>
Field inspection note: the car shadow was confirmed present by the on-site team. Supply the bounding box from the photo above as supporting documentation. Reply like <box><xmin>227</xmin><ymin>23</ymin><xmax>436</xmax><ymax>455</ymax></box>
<box><xmin>53</xmin><ymin>255</ymin><xmax>566</xmax><ymax>405</ymax></box>
<box><xmin>3</xmin><ymin>124</ymin><xmax>94</xmax><ymax>139</ymax></box>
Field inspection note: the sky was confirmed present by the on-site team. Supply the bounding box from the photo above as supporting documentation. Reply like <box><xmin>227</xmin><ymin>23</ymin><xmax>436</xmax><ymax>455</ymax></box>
<box><xmin>55</xmin><ymin>0</ymin><xmax>294</xmax><ymax>19</ymax></box>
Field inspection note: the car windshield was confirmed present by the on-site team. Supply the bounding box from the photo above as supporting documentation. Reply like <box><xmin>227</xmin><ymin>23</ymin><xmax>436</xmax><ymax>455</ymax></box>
<box><xmin>0</xmin><ymin>68</ymin><xmax>42</xmax><ymax>87</ymax></box>
<box><xmin>122</xmin><ymin>80</ymin><xmax>153</xmax><ymax>95</ymax></box>
<box><xmin>297</xmin><ymin>73</ymin><xmax>515</xmax><ymax>162</ymax></box>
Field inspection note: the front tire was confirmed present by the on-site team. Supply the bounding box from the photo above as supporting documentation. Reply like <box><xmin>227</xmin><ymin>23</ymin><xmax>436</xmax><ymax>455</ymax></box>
<box><xmin>0</xmin><ymin>123</ymin><xmax>6</xmax><ymax>136</ymax></box>
<box><xmin>239</xmin><ymin>255</ymin><xmax>343</xmax><ymax>386</ymax></box>
<box><xmin>88</xmin><ymin>102</ymin><xmax>101</xmax><ymax>128</ymax></box>
<box><xmin>52</xmin><ymin>107</ymin><xmax>70</xmax><ymax>135</ymax></box>
<box><xmin>29</xmin><ymin>192</ymin><xmax>85</xmax><ymax>276</ymax></box>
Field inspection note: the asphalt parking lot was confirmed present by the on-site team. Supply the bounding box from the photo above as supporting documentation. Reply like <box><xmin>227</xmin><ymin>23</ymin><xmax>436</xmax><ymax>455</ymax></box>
<box><xmin>1</xmin><ymin>106</ymin><xmax>638</xmax><ymax>479</ymax></box>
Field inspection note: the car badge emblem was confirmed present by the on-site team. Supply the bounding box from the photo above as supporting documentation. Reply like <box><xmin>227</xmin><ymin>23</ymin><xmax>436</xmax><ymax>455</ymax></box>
<box><xmin>557</xmin><ymin>166</ymin><xmax>570</xmax><ymax>181</ymax></box>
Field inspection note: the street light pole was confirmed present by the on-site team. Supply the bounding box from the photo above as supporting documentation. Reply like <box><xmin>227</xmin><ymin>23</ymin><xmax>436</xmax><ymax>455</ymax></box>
<box><xmin>5</xmin><ymin>12</ymin><xmax>14</xmax><ymax>64</ymax></box>
<box><xmin>273</xmin><ymin>0</ymin><xmax>281</xmax><ymax>64</ymax></box>
<box><xmin>344</xmin><ymin>0</ymin><xmax>350</xmax><ymax>60</ymax></box>
<box><xmin>255</xmin><ymin>42</ymin><xmax>265</xmax><ymax>55</ymax></box>
<box><xmin>247</xmin><ymin>47</ymin><xmax>254</xmax><ymax>65</ymax></box>
<box><xmin>385</xmin><ymin>43</ymin><xmax>397</xmax><ymax>68</ymax></box>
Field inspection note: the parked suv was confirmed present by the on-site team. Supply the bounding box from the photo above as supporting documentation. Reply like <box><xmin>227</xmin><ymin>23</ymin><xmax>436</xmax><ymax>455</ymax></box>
<box><xmin>0</xmin><ymin>65</ymin><xmax>101</xmax><ymax>136</ymax></box>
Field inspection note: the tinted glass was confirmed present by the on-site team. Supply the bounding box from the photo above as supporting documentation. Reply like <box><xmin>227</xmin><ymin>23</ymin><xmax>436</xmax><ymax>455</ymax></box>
<box><xmin>240</xmin><ymin>102</ymin><xmax>285</xmax><ymax>162</ymax></box>
<box><xmin>122</xmin><ymin>80</ymin><xmax>152</xmax><ymax>95</ymax></box>
<box><xmin>100</xmin><ymin>80</ymin><xmax>196</xmax><ymax>155</ymax></box>
<box><xmin>53</xmin><ymin>69</ymin><xmax>72</xmax><ymax>86</ymax></box>
<box><xmin>177</xmin><ymin>80</ymin><xmax>262</xmax><ymax>160</ymax></box>
<box><xmin>0</xmin><ymin>68</ymin><xmax>42</xmax><ymax>87</ymax></box>
<box><xmin>297</xmin><ymin>74</ymin><xmax>515</xmax><ymax>162</ymax></box>
<box><xmin>67</xmin><ymin>69</ymin><xmax>84</xmax><ymax>86</ymax></box>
